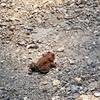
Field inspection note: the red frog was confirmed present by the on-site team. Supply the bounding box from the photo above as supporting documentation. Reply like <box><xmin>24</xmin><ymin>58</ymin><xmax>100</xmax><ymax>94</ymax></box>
<box><xmin>28</xmin><ymin>52</ymin><xmax>56</xmax><ymax>74</ymax></box>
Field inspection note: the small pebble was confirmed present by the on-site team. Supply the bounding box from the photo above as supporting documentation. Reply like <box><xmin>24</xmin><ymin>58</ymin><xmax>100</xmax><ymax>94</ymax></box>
<box><xmin>94</xmin><ymin>92</ymin><xmax>100</xmax><ymax>97</ymax></box>
<box><xmin>57</xmin><ymin>47</ymin><xmax>64</xmax><ymax>52</ymax></box>
<box><xmin>41</xmin><ymin>81</ymin><xmax>48</xmax><ymax>85</ymax></box>
<box><xmin>77</xmin><ymin>95</ymin><xmax>99</xmax><ymax>100</ymax></box>
<box><xmin>68</xmin><ymin>59</ymin><xmax>75</xmax><ymax>65</ymax></box>
<box><xmin>74</xmin><ymin>77</ymin><xmax>81</xmax><ymax>83</ymax></box>
<box><xmin>70</xmin><ymin>85</ymin><xmax>80</xmax><ymax>93</ymax></box>
<box><xmin>9</xmin><ymin>17</ymin><xmax>17</xmax><ymax>21</ymax></box>
<box><xmin>6</xmin><ymin>96</ymin><xmax>10</xmax><ymax>100</ymax></box>
<box><xmin>24</xmin><ymin>97</ymin><xmax>30</xmax><ymax>100</ymax></box>
<box><xmin>17</xmin><ymin>41</ymin><xmax>26</xmax><ymax>46</ymax></box>
<box><xmin>6</xmin><ymin>41</ymin><xmax>10</xmax><ymax>44</ymax></box>
<box><xmin>9</xmin><ymin>26</ymin><xmax>15</xmax><ymax>31</ymax></box>
<box><xmin>1</xmin><ymin>3</ymin><xmax>6</xmax><ymax>7</ymax></box>
<box><xmin>88</xmin><ymin>81</ymin><xmax>98</xmax><ymax>91</ymax></box>
<box><xmin>1</xmin><ymin>60</ymin><xmax>4</xmax><ymax>64</ymax></box>
<box><xmin>53</xmin><ymin>79</ymin><xmax>60</xmax><ymax>86</ymax></box>
<box><xmin>73</xmin><ymin>93</ymin><xmax>80</xmax><ymax>99</ymax></box>
<box><xmin>25</xmin><ymin>27</ymin><xmax>33</xmax><ymax>31</ymax></box>
<box><xmin>0</xmin><ymin>35</ymin><xmax>2</xmax><ymax>38</ymax></box>
<box><xmin>27</xmin><ymin>44</ymin><xmax>39</xmax><ymax>49</ymax></box>
<box><xmin>0</xmin><ymin>87</ymin><xmax>5</xmax><ymax>90</ymax></box>
<box><xmin>36</xmin><ymin>40</ymin><xmax>43</xmax><ymax>44</ymax></box>
<box><xmin>52</xmin><ymin>96</ymin><xmax>60</xmax><ymax>100</ymax></box>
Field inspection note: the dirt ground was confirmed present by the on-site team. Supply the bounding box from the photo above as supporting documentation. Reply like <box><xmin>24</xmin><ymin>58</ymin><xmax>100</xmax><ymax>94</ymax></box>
<box><xmin>0</xmin><ymin>0</ymin><xmax>100</xmax><ymax>100</ymax></box>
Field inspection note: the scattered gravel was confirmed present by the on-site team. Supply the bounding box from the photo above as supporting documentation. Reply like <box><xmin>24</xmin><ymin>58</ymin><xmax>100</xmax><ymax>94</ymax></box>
<box><xmin>0</xmin><ymin>0</ymin><xmax>100</xmax><ymax>100</ymax></box>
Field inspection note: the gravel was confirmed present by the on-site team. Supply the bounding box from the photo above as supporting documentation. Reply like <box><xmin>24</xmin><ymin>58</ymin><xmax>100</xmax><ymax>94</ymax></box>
<box><xmin>0</xmin><ymin>0</ymin><xmax>100</xmax><ymax>100</ymax></box>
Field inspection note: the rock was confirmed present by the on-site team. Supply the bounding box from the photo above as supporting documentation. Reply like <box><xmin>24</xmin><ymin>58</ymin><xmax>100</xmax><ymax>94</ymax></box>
<box><xmin>6</xmin><ymin>96</ymin><xmax>10</xmax><ymax>100</ymax></box>
<box><xmin>57</xmin><ymin>47</ymin><xmax>64</xmax><ymax>52</ymax></box>
<box><xmin>76</xmin><ymin>95</ymin><xmax>99</xmax><ymax>100</ymax></box>
<box><xmin>41</xmin><ymin>81</ymin><xmax>48</xmax><ymax>85</ymax></box>
<box><xmin>0</xmin><ymin>87</ymin><xmax>5</xmax><ymax>90</ymax></box>
<box><xmin>0</xmin><ymin>90</ymin><xmax>3</xmax><ymax>95</ymax></box>
<box><xmin>6</xmin><ymin>41</ymin><xmax>10</xmax><ymax>44</ymax></box>
<box><xmin>86</xmin><ymin>58</ymin><xmax>93</xmax><ymax>65</ymax></box>
<box><xmin>70</xmin><ymin>85</ymin><xmax>79</xmax><ymax>93</ymax></box>
<box><xmin>25</xmin><ymin>26</ymin><xmax>33</xmax><ymax>31</ymax></box>
<box><xmin>94</xmin><ymin>92</ymin><xmax>100</xmax><ymax>97</ymax></box>
<box><xmin>17</xmin><ymin>40</ymin><xmax>26</xmax><ymax>46</ymax></box>
<box><xmin>88</xmin><ymin>81</ymin><xmax>98</xmax><ymax>91</ymax></box>
<box><xmin>9</xmin><ymin>17</ymin><xmax>19</xmax><ymax>21</ymax></box>
<box><xmin>24</xmin><ymin>97</ymin><xmax>30</xmax><ymax>100</ymax></box>
<box><xmin>60</xmin><ymin>87</ymin><xmax>65</xmax><ymax>91</ymax></box>
<box><xmin>74</xmin><ymin>77</ymin><xmax>81</xmax><ymax>83</ymax></box>
<box><xmin>75</xmin><ymin>0</ymin><xmax>82</xmax><ymax>5</ymax></box>
<box><xmin>36</xmin><ymin>40</ymin><xmax>43</xmax><ymax>44</ymax></box>
<box><xmin>70</xmin><ymin>85</ymin><xmax>83</xmax><ymax>93</ymax></box>
<box><xmin>23</xmin><ymin>55</ymin><xmax>27</xmax><ymax>59</ymax></box>
<box><xmin>1</xmin><ymin>3</ymin><xmax>6</xmax><ymax>7</ymax></box>
<box><xmin>1</xmin><ymin>60</ymin><xmax>4</xmax><ymax>64</ymax></box>
<box><xmin>73</xmin><ymin>93</ymin><xmax>80</xmax><ymax>99</ymax></box>
<box><xmin>68</xmin><ymin>59</ymin><xmax>75</xmax><ymax>65</ymax></box>
<box><xmin>52</xmin><ymin>79</ymin><xmax>60</xmax><ymax>86</ymax></box>
<box><xmin>27</xmin><ymin>44</ymin><xmax>39</xmax><ymax>49</ymax></box>
<box><xmin>67</xmin><ymin>95</ymin><xmax>75</xmax><ymax>99</ymax></box>
<box><xmin>9</xmin><ymin>26</ymin><xmax>15</xmax><ymax>31</ymax></box>
<box><xmin>92</xmin><ymin>41</ymin><xmax>96</xmax><ymax>45</ymax></box>
<box><xmin>0</xmin><ymin>35</ymin><xmax>2</xmax><ymax>38</ymax></box>
<box><xmin>52</xmin><ymin>96</ymin><xmax>60</xmax><ymax>100</ymax></box>
<box><xmin>25</xmin><ymin>33</ymin><xmax>31</xmax><ymax>35</ymax></box>
<box><xmin>83</xmin><ymin>87</ymin><xmax>88</xmax><ymax>93</ymax></box>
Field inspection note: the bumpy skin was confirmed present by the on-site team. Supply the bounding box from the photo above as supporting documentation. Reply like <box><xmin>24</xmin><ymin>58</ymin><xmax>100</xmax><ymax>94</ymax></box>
<box><xmin>28</xmin><ymin>52</ymin><xmax>56</xmax><ymax>74</ymax></box>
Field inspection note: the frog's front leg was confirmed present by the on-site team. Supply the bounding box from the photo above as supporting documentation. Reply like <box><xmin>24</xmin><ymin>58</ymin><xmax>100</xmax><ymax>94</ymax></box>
<box><xmin>50</xmin><ymin>62</ymin><xmax>57</xmax><ymax>68</ymax></box>
<box><xmin>28</xmin><ymin>62</ymin><xmax>37</xmax><ymax>75</ymax></box>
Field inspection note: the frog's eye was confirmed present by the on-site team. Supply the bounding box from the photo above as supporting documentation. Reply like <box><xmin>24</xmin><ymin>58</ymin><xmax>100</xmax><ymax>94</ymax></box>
<box><xmin>42</xmin><ymin>53</ymin><xmax>47</xmax><ymax>57</ymax></box>
<box><xmin>42</xmin><ymin>54</ymin><xmax>45</xmax><ymax>57</ymax></box>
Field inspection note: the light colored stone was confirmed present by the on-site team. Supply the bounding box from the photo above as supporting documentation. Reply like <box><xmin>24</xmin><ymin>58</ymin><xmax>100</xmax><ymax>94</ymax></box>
<box><xmin>52</xmin><ymin>79</ymin><xmax>60</xmax><ymax>86</ymax></box>
<box><xmin>9</xmin><ymin>17</ymin><xmax>19</xmax><ymax>21</ymax></box>
<box><xmin>1</xmin><ymin>60</ymin><xmax>4</xmax><ymax>63</ymax></box>
<box><xmin>77</xmin><ymin>95</ymin><xmax>99</xmax><ymax>100</ymax></box>
<box><xmin>6</xmin><ymin>41</ymin><xmax>10</xmax><ymax>44</ymax></box>
<box><xmin>68</xmin><ymin>59</ymin><xmax>75</xmax><ymax>65</ymax></box>
<box><xmin>88</xmin><ymin>82</ymin><xmax>98</xmax><ymax>91</ymax></box>
<box><xmin>1</xmin><ymin>3</ymin><xmax>6</xmax><ymax>7</ymax></box>
<box><xmin>60</xmin><ymin>87</ymin><xmax>65</xmax><ymax>91</ymax></box>
<box><xmin>70</xmin><ymin>85</ymin><xmax>80</xmax><ymax>93</ymax></box>
<box><xmin>0</xmin><ymin>35</ymin><xmax>2</xmax><ymax>38</ymax></box>
<box><xmin>74</xmin><ymin>77</ymin><xmax>81</xmax><ymax>83</ymax></box>
<box><xmin>94</xmin><ymin>92</ymin><xmax>100</xmax><ymax>97</ymax></box>
<box><xmin>92</xmin><ymin>41</ymin><xmax>96</xmax><ymax>45</ymax></box>
<box><xmin>18</xmin><ymin>41</ymin><xmax>26</xmax><ymax>46</ymax></box>
<box><xmin>41</xmin><ymin>81</ymin><xmax>48</xmax><ymax>85</ymax></box>
<box><xmin>9</xmin><ymin>26</ymin><xmax>15</xmax><ymax>31</ymax></box>
<box><xmin>57</xmin><ymin>47</ymin><xmax>64</xmax><ymax>52</ymax></box>
<box><xmin>52</xmin><ymin>96</ymin><xmax>60</xmax><ymax>100</ymax></box>
<box><xmin>24</xmin><ymin>97</ymin><xmax>30</xmax><ymax>100</ymax></box>
<box><xmin>27</xmin><ymin>44</ymin><xmax>39</xmax><ymax>49</ymax></box>
<box><xmin>24</xmin><ymin>97</ymin><xmax>28</xmax><ymax>100</ymax></box>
